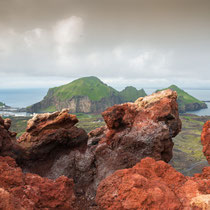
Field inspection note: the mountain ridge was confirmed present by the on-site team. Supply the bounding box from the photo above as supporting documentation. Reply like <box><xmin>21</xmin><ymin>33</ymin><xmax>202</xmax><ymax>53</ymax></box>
<box><xmin>27</xmin><ymin>76</ymin><xmax>147</xmax><ymax>113</ymax></box>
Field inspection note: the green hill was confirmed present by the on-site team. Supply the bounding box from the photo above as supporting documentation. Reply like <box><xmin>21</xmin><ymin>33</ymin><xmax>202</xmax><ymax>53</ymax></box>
<box><xmin>0</xmin><ymin>102</ymin><xmax>4</xmax><ymax>106</ymax></box>
<box><xmin>27</xmin><ymin>76</ymin><xmax>147</xmax><ymax>113</ymax></box>
<box><xmin>120</xmin><ymin>86</ymin><xmax>147</xmax><ymax>102</ymax></box>
<box><xmin>157</xmin><ymin>85</ymin><xmax>207</xmax><ymax>113</ymax></box>
<box><xmin>46</xmin><ymin>76</ymin><xmax>118</xmax><ymax>101</ymax></box>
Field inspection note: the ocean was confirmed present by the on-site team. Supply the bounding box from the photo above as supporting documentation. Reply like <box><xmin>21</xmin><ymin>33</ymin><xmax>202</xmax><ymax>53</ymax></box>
<box><xmin>0</xmin><ymin>88</ymin><xmax>48</xmax><ymax>108</ymax></box>
<box><xmin>0</xmin><ymin>88</ymin><xmax>210</xmax><ymax>116</ymax></box>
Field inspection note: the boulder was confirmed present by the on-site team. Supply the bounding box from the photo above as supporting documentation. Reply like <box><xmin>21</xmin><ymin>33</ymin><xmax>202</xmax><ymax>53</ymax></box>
<box><xmin>17</xmin><ymin>109</ymin><xmax>88</xmax><ymax>160</ymax></box>
<box><xmin>46</xmin><ymin>89</ymin><xmax>181</xmax><ymax>198</ymax></box>
<box><xmin>0</xmin><ymin>156</ymin><xmax>77</xmax><ymax>210</ymax></box>
<box><xmin>96</xmin><ymin>157</ymin><xmax>210</xmax><ymax>210</ymax></box>
<box><xmin>0</xmin><ymin>116</ymin><xmax>20</xmax><ymax>158</ymax></box>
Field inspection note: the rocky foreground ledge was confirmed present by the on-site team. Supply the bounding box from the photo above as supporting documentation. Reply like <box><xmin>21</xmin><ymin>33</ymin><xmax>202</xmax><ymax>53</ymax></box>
<box><xmin>0</xmin><ymin>89</ymin><xmax>209</xmax><ymax>209</ymax></box>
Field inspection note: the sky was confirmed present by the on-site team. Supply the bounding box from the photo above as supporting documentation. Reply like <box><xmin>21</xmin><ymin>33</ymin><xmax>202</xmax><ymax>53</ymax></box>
<box><xmin>0</xmin><ymin>0</ymin><xmax>210</xmax><ymax>90</ymax></box>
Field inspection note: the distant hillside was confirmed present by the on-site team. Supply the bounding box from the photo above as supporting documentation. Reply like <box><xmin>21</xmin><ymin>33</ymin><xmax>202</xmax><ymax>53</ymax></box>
<box><xmin>27</xmin><ymin>76</ymin><xmax>147</xmax><ymax>113</ymax></box>
<box><xmin>0</xmin><ymin>102</ymin><xmax>5</xmax><ymax>107</ymax></box>
<box><xmin>120</xmin><ymin>86</ymin><xmax>147</xmax><ymax>103</ymax></box>
<box><xmin>157</xmin><ymin>85</ymin><xmax>207</xmax><ymax>113</ymax></box>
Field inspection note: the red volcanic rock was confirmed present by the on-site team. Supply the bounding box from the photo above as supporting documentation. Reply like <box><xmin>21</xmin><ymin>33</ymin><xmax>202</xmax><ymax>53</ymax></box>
<box><xmin>96</xmin><ymin>157</ymin><xmax>210</xmax><ymax>210</ymax></box>
<box><xmin>0</xmin><ymin>116</ymin><xmax>20</xmax><ymax>158</ymax></box>
<box><xmin>0</xmin><ymin>156</ymin><xmax>76</xmax><ymax>209</ymax></box>
<box><xmin>82</xmin><ymin>90</ymin><xmax>181</xmax><ymax>197</ymax></box>
<box><xmin>37</xmin><ymin>90</ymin><xmax>182</xmax><ymax>199</ymax></box>
<box><xmin>0</xmin><ymin>91</ymin><xmax>183</xmax><ymax>204</ymax></box>
<box><xmin>17</xmin><ymin>109</ymin><xmax>88</xmax><ymax>160</ymax></box>
<box><xmin>201</xmin><ymin>121</ymin><xmax>210</xmax><ymax>164</ymax></box>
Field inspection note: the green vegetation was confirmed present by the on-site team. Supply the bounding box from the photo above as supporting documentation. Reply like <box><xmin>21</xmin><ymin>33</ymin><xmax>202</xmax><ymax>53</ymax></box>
<box><xmin>9</xmin><ymin>116</ymin><xmax>31</xmax><ymax>138</ymax></box>
<box><xmin>42</xmin><ymin>105</ymin><xmax>57</xmax><ymax>113</ymax></box>
<box><xmin>157</xmin><ymin>85</ymin><xmax>206</xmax><ymax>112</ymax></box>
<box><xmin>9</xmin><ymin>114</ymin><xmax>105</xmax><ymax>137</ymax></box>
<box><xmin>0</xmin><ymin>102</ymin><xmax>5</xmax><ymax>106</ymax></box>
<box><xmin>170</xmin><ymin>114</ymin><xmax>210</xmax><ymax>175</ymax></box>
<box><xmin>168</xmin><ymin>85</ymin><xmax>202</xmax><ymax>103</ymax></box>
<box><xmin>120</xmin><ymin>86</ymin><xmax>147</xmax><ymax>102</ymax></box>
<box><xmin>75</xmin><ymin>113</ymin><xmax>105</xmax><ymax>133</ymax></box>
<box><xmin>47</xmin><ymin>76</ymin><xmax>118</xmax><ymax>101</ymax></box>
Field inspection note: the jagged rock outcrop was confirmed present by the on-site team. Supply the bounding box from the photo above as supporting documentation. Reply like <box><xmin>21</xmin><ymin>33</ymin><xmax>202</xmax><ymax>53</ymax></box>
<box><xmin>96</xmin><ymin>157</ymin><xmax>210</xmax><ymax>210</ymax></box>
<box><xmin>0</xmin><ymin>116</ymin><xmax>21</xmax><ymax>159</ymax></box>
<box><xmin>1</xmin><ymin>89</ymin><xmax>210</xmax><ymax>209</ymax></box>
<box><xmin>27</xmin><ymin>89</ymin><xmax>181</xmax><ymax>199</ymax></box>
<box><xmin>0</xmin><ymin>156</ymin><xmax>76</xmax><ymax>210</ymax></box>
<box><xmin>17</xmin><ymin>109</ymin><xmax>88</xmax><ymax>160</ymax></box>
<box><xmin>0</xmin><ymin>90</ymin><xmax>182</xmax><ymax>206</ymax></box>
<box><xmin>201</xmin><ymin>121</ymin><xmax>210</xmax><ymax>164</ymax></box>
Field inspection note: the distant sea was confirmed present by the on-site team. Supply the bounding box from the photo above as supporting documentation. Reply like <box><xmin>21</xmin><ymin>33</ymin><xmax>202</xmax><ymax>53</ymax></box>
<box><xmin>0</xmin><ymin>88</ymin><xmax>210</xmax><ymax>116</ymax></box>
<box><xmin>0</xmin><ymin>88</ymin><xmax>48</xmax><ymax>108</ymax></box>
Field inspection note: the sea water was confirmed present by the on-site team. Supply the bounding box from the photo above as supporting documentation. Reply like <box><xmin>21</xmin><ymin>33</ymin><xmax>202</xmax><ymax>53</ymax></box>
<box><xmin>0</xmin><ymin>88</ymin><xmax>210</xmax><ymax>116</ymax></box>
<box><xmin>0</xmin><ymin>88</ymin><xmax>48</xmax><ymax>108</ymax></box>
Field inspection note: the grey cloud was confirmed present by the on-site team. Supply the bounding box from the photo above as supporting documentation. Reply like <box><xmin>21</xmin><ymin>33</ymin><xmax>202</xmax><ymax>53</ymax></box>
<box><xmin>0</xmin><ymin>0</ymin><xmax>210</xmax><ymax>89</ymax></box>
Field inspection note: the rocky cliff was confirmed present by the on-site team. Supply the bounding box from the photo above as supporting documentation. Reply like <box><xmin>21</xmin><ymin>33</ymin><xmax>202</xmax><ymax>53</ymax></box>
<box><xmin>0</xmin><ymin>90</ymin><xmax>209</xmax><ymax>209</ymax></box>
<box><xmin>26</xmin><ymin>76</ymin><xmax>146</xmax><ymax>114</ymax></box>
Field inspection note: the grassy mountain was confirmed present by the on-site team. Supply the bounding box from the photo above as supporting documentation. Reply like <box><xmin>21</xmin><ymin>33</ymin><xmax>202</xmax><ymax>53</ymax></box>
<box><xmin>0</xmin><ymin>102</ymin><xmax>5</xmax><ymax>106</ymax></box>
<box><xmin>46</xmin><ymin>76</ymin><xmax>118</xmax><ymax>101</ymax></box>
<box><xmin>158</xmin><ymin>85</ymin><xmax>207</xmax><ymax>112</ymax></box>
<box><xmin>27</xmin><ymin>76</ymin><xmax>147</xmax><ymax>113</ymax></box>
<box><xmin>120</xmin><ymin>86</ymin><xmax>147</xmax><ymax>102</ymax></box>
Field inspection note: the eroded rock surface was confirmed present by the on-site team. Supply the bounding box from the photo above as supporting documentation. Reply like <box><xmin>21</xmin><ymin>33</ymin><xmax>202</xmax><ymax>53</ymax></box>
<box><xmin>40</xmin><ymin>89</ymin><xmax>181</xmax><ymax>198</ymax></box>
<box><xmin>201</xmin><ymin>121</ymin><xmax>210</xmax><ymax>164</ymax></box>
<box><xmin>0</xmin><ymin>116</ymin><xmax>21</xmax><ymax>158</ymax></box>
<box><xmin>17</xmin><ymin>109</ymin><xmax>88</xmax><ymax>160</ymax></box>
<box><xmin>0</xmin><ymin>89</ymin><xmax>210</xmax><ymax>209</ymax></box>
<box><xmin>0</xmin><ymin>90</ymin><xmax>182</xmax><ymax>204</ymax></box>
<box><xmin>96</xmin><ymin>157</ymin><xmax>210</xmax><ymax>210</ymax></box>
<box><xmin>0</xmin><ymin>156</ymin><xmax>76</xmax><ymax>210</ymax></box>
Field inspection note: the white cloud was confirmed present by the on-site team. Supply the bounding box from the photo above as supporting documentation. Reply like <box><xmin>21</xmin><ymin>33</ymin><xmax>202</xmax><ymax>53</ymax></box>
<box><xmin>53</xmin><ymin>16</ymin><xmax>83</xmax><ymax>66</ymax></box>
<box><xmin>23</xmin><ymin>28</ymin><xmax>44</xmax><ymax>47</ymax></box>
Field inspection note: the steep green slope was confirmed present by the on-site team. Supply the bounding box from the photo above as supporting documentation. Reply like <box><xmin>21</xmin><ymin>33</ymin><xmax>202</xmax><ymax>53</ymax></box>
<box><xmin>158</xmin><ymin>85</ymin><xmax>207</xmax><ymax>112</ymax></box>
<box><xmin>27</xmin><ymin>76</ymin><xmax>148</xmax><ymax>113</ymax></box>
<box><xmin>120</xmin><ymin>86</ymin><xmax>147</xmax><ymax>102</ymax></box>
<box><xmin>0</xmin><ymin>102</ymin><xmax>5</xmax><ymax>106</ymax></box>
<box><xmin>47</xmin><ymin>76</ymin><xmax>118</xmax><ymax>101</ymax></box>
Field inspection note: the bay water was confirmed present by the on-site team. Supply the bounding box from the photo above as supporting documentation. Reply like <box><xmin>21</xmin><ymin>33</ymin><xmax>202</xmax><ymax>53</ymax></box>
<box><xmin>0</xmin><ymin>88</ymin><xmax>210</xmax><ymax>116</ymax></box>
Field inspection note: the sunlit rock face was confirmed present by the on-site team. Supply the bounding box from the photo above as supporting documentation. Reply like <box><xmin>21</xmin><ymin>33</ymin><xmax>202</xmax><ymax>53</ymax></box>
<box><xmin>17</xmin><ymin>109</ymin><xmax>88</xmax><ymax>160</ymax></box>
<box><xmin>201</xmin><ymin>121</ymin><xmax>210</xmax><ymax>164</ymax></box>
<box><xmin>96</xmin><ymin>157</ymin><xmax>210</xmax><ymax>210</ymax></box>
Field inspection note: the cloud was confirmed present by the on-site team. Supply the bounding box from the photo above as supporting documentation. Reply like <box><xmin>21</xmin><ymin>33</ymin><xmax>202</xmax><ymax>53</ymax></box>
<box><xmin>53</xmin><ymin>16</ymin><xmax>83</xmax><ymax>66</ymax></box>
<box><xmin>0</xmin><ymin>0</ymin><xmax>210</xmax><ymax>89</ymax></box>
